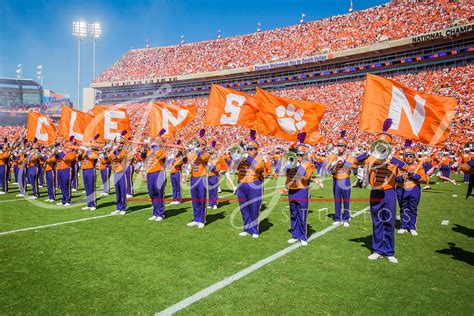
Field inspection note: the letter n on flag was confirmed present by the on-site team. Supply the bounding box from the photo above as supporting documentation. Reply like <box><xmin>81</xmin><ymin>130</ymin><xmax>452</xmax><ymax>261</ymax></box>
<box><xmin>205</xmin><ymin>84</ymin><xmax>258</xmax><ymax>129</ymax></box>
<box><xmin>256</xmin><ymin>88</ymin><xmax>326</xmax><ymax>142</ymax></box>
<box><xmin>150</xmin><ymin>102</ymin><xmax>197</xmax><ymax>138</ymax></box>
<box><xmin>58</xmin><ymin>105</ymin><xmax>93</xmax><ymax>141</ymax></box>
<box><xmin>91</xmin><ymin>106</ymin><xmax>132</xmax><ymax>142</ymax></box>
<box><xmin>27</xmin><ymin>112</ymin><xmax>56</xmax><ymax>145</ymax></box>
<box><xmin>360</xmin><ymin>74</ymin><xmax>456</xmax><ymax>145</ymax></box>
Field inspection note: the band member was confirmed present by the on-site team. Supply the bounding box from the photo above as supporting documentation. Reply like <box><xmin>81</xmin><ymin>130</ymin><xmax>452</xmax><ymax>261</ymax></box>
<box><xmin>327</xmin><ymin>131</ymin><xmax>354</xmax><ymax>227</ymax></box>
<box><xmin>98</xmin><ymin>151</ymin><xmax>111</xmax><ymax>196</ymax></box>
<box><xmin>461</xmin><ymin>142</ymin><xmax>474</xmax><ymax>199</ymax></box>
<box><xmin>81</xmin><ymin>146</ymin><xmax>99</xmax><ymax>211</ymax></box>
<box><xmin>26</xmin><ymin>142</ymin><xmax>41</xmax><ymax>199</ymax></box>
<box><xmin>421</xmin><ymin>152</ymin><xmax>434</xmax><ymax>190</ymax></box>
<box><xmin>356</xmin><ymin>119</ymin><xmax>406</xmax><ymax>264</ymax></box>
<box><xmin>207</xmin><ymin>141</ymin><xmax>220</xmax><ymax>210</ymax></box>
<box><xmin>17</xmin><ymin>148</ymin><xmax>28</xmax><ymax>197</ymax></box>
<box><xmin>186</xmin><ymin>129</ymin><xmax>209</xmax><ymax>228</ymax></box>
<box><xmin>56</xmin><ymin>140</ymin><xmax>76</xmax><ymax>206</ymax></box>
<box><xmin>125</xmin><ymin>142</ymin><xmax>135</xmax><ymax>199</ymax></box>
<box><xmin>273</xmin><ymin>150</ymin><xmax>282</xmax><ymax>176</ymax></box>
<box><xmin>109</xmin><ymin>132</ymin><xmax>129</xmax><ymax>215</ymax></box>
<box><xmin>461</xmin><ymin>145</ymin><xmax>472</xmax><ymax>184</ymax></box>
<box><xmin>70</xmin><ymin>138</ymin><xmax>78</xmax><ymax>192</ymax></box>
<box><xmin>13</xmin><ymin>151</ymin><xmax>19</xmax><ymax>184</ymax></box>
<box><xmin>141</xmin><ymin>131</ymin><xmax>167</xmax><ymax>221</ymax></box>
<box><xmin>437</xmin><ymin>151</ymin><xmax>456</xmax><ymax>185</ymax></box>
<box><xmin>169</xmin><ymin>142</ymin><xmax>186</xmax><ymax>205</ymax></box>
<box><xmin>285</xmin><ymin>133</ymin><xmax>315</xmax><ymax>246</ymax></box>
<box><xmin>395</xmin><ymin>140</ymin><xmax>426</xmax><ymax>236</ymax></box>
<box><xmin>0</xmin><ymin>143</ymin><xmax>9</xmax><ymax>194</ymax></box>
<box><xmin>235</xmin><ymin>130</ymin><xmax>264</xmax><ymax>238</ymax></box>
<box><xmin>43</xmin><ymin>147</ymin><xmax>57</xmax><ymax>202</ymax></box>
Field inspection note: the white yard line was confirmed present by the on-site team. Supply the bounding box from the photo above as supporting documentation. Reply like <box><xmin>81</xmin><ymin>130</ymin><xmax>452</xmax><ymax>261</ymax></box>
<box><xmin>0</xmin><ymin>198</ymin><xmax>25</xmax><ymax>203</ymax></box>
<box><xmin>0</xmin><ymin>184</ymin><xmax>285</xmax><ymax>236</ymax></box>
<box><xmin>156</xmin><ymin>206</ymin><xmax>370</xmax><ymax>316</ymax></box>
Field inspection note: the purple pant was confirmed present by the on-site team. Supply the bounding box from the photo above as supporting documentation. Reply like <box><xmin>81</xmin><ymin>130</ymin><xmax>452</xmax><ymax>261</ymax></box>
<box><xmin>147</xmin><ymin>170</ymin><xmax>166</xmax><ymax>217</ymax></box>
<box><xmin>191</xmin><ymin>176</ymin><xmax>207</xmax><ymax>223</ymax></box>
<box><xmin>237</xmin><ymin>180</ymin><xmax>263</xmax><ymax>235</ymax></box>
<box><xmin>14</xmin><ymin>165</ymin><xmax>19</xmax><ymax>183</ymax></box>
<box><xmin>125</xmin><ymin>165</ymin><xmax>134</xmax><ymax>196</ymax></box>
<box><xmin>440</xmin><ymin>165</ymin><xmax>450</xmax><ymax>178</ymax></box>
<box><xmin>57</xmin><ymin>168</ymin><xmax>72</xmax><ymax>204</ymax></box>
<box><xmin>113</xmin><ymin>171</ymin><xmax>127</xmax><ymax>211</ymax></box>
<box><xmin>0</xmin><ymin>165</ymin><xmax>8</xmax><ymax>193</ymax></box>
<box><xmin>274</xmin><ymin>161</ymin><xmax>282</xmax><ymax>174</ymax></box>
<box><xmin>370</xmin><ymin>189</ymin><xmax>396</xmax><ymax>256</ymax></box>
<box><xmin>289</xmin><ymin>188</ymin><xmax>309</xmax><ymax>241</ymax></box>
<box><xmin>208</xmin><ymin>175</ymin><xmax>219</xmax><ymax>207</ymax></box>
<box><xmin>27</xmin><ymin>166</ymin><xmax>39</xmax><ymax>197</ymax></box>
<box><xmin>39</xmin><ymin>166</ymin><xmax>45</xmax><ymax>186</ymax></box>
<box><xmin>464</xmin><ymin>173</ymin><xmax>470</xmax><ymax>183</ymax></box>
<box><xmin>170</xmin><ymin>172</ymin><xmax>181</xmax><ymax>202</ymax></box>
<box><xmin>396</xmin><ymin>186</ymin><xmax>421</xmax><ymax>231</ymax></box>
<box><xmin>45</xmin><ymin>170</ymin><xmax>56</xmax><ymax>200</ymax></box>
<box><xmin>18</xmin><ymin>167</ymin><xmax>27</xmax><ymax>194</ymax></box>
<box><xmin>83</xmin><ymin>168</ymin><xmax>96</xmax><ymax>207</ymax></box>
<box><xmin>100</xmin><ymin>167</ymin><xmax>111</xmax><ymax>194</ymax></box>
<box><xmin>332</xmin><ymin>178</ymin><xmax>351</xmax><ymax>222</ymax></box>
<box><xmin>71</xmin><ymin>163</ymin><xmax>77</xmax><ymax>190</ymax></box>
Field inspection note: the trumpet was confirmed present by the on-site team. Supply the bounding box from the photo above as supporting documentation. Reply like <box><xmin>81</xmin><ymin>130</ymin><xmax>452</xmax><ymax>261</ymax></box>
<box><xmin>370</xmin><ymin>139</ymin><xmax>392</xmax><ymax>161</ymax></box>
<box><xmin>187</xmin><ymin>138</ymin><xmax>200</xmax><ymax>151</ymax></box>
<box><xmin>282</xmin><ymin>151</ymin><xmax>298</xmax><ymax>169</ymax></box>
<box><xmin>229</xmin><ymin>143</ymin><xmax>244</xmax><ymax>161</ymax></box>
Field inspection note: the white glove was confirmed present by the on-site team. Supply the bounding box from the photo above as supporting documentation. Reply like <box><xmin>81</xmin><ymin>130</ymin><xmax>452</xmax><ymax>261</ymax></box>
<box><xmin>232</xmin><ymin>153</ymin><xmax>241</xmax><ymax>161</ymax></box>
<box><xmin>242</xmin><ymin>153</ymin><xmax>248</xmax><ymax>160</ymax></box>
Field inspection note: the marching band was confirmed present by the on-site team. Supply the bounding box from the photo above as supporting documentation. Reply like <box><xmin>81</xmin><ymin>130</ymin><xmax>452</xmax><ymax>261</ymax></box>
<box><xmin>0</xmin><ymin>125</ymin><xmax>473</xmax><ymax>264</ymax></box>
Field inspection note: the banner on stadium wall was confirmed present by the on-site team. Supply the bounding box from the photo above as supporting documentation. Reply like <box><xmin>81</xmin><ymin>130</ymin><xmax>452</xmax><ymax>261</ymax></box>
<box><xmin>360</xmin><ymin>74</ymin><xmax>456</xmax><ymax>145</ymax></box>
<box><xmin>149</xmin><ymin>102</ymin><xmax>197</xmax><ymax>138</ymax></box>
<box><xmin>205</xmin><ymin>84</ymin><xmax>258</xmax><ymax>129</ymax></box>
<box><xmin>26</xmin><ymin>112</ymin><xmax>56</xmax><ymax>145</ymax></box>
<box><xmin>90</xmin><ymin>106</ymin><xmax>132</xmax><ymax>142</ymax></box>
<box><xmin>411</xmin><ymin>23</ymin><xmax>474</xmax><ymax>44</ymax></box>
<box><xmin>256</xmin><ymin>88</ymin><xmax>326</xmax><ymax>142</ymax></box>
<box><xmin>58</xmin><ymin>105</ymin><xmax>93</xmax><ymax>141</ymax></box>
<box><xmin>254</xmin><ymin>54</ymin><xmax>329</xmax><ymax>71</ymax></box>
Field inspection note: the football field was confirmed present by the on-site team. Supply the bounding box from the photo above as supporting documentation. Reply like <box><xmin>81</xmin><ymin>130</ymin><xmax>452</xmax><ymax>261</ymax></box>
<box><xmin>0</xmin><ymin>173</ymin><xmax>473</xmax><ymax>315</ymax></box>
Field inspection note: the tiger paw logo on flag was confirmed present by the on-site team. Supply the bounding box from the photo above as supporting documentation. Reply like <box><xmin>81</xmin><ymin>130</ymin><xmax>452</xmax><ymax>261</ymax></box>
<box><xmin>276</xmin><ymin>104</ymin><xmax>306</xmax><ymax>134</ymax></box>
<box><xmin>256</xmin><ymin>88</ymin><xmax>326</xmax><ymax>143</ymax></box>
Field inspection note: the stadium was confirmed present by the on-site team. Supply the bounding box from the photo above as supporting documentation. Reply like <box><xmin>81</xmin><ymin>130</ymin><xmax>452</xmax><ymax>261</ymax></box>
<box><xmin>1</xmin><ymin>1</ymin><xmax>473</xmax><ymax>315</ymax></box>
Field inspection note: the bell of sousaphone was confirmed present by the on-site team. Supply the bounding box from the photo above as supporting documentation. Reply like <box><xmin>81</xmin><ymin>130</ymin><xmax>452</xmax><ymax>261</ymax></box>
<box><xmin>282</xmin><ymin>151</ymin><xmax>298</xmax><ymax>169</ymax></box>
<box><xmin>370</xmin><ymin>139</ymin><xmax>392</xmax><ymax>161</ymax></box>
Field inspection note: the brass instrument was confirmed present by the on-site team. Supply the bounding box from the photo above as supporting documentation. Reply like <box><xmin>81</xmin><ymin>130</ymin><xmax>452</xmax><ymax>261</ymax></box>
<box><xmin>370</xmin><ymin>139</ymin><xmax>392</xmax><ymax>161</ymax></box>
<box><xmin>187</xmin><ymin>138</ymin><xmax>200</xmax><ymax>151</ymax></box>
<box><xmin>282</xmin><ymin>151</ymin><xmax>298</xmax><ymax>169</ymax></box>
<box><xmin>229</xmin><ymin>143</ymin><xmax>244</xmax><ymax>161</ymax></box>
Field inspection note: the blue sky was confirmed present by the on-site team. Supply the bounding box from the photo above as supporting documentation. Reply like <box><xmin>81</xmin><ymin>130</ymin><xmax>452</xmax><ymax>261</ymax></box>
<box><xmin>0</xmin><ymin>0</ymin><xmax>387</xmax><ymax>104</ymax></box>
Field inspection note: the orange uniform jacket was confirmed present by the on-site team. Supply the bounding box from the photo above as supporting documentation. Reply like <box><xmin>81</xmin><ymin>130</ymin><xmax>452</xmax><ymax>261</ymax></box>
<box><xmin>144</xmin><ymin>148</ymin><xmax>167</xmax><ymax>173</ymax></box>
<box><xmin>237</xmin><ymin>156</ymin><xmax>265</xmax><ymax>183</ymax></box>
<box><xmin>189</xmin><ymin>151</ymin><xmax>209</xmax><ymax>178</ymax></box>
<box><xmin>0</xmin><ymin>152</ymin><xmax>8</xmax><ymax>165</ymax></box>
<box><xmin>286</xmin><ymin>160</ymin><xmax>315</xmax><ymax>189</ymax></box>
<box><xmin>170</xmin><ymin>157</ymin><xmax>185</xmax><ymax>174</ymax></box>
<box><xmin>395</xmin><ymin>162</ymin><xmax>426</xmax><ymax>189</ymax></box>
<box><xmin>56</xmin><ymin>152</ymin><xmax>76</xmax><ymax>170</ymax></box>
<box><xmin>81</xmin><ymin>151</ymin><xmax>99</xmax><ymax>170</ymax></box>
<box><xmin>327</xmin><ymin>154</ymin><xmax>354</xmax><ymax>180</ymax></box>
<box><xmin>108</xmin><ymin>149</ymin><xmax>128</xmax><ymax>173</ymax></box>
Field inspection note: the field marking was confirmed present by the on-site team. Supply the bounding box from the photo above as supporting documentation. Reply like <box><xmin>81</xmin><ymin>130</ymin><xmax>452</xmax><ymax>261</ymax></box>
<box><xmin>0</xmin><ymin>184</ymin><xmax>285</xmax><ymax>236</ymax></box>
<box><xmin>0</xmin><ymin>198</ymin><xmax>24</xmax><ymax>203</ymax></box>
<box><xmin>156</xmin><ymin>205</ymin><xmax>370</xmax><ymax>316</ymax></box>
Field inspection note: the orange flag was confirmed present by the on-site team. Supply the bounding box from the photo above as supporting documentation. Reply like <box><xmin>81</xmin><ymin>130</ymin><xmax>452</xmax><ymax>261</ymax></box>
<box><xmin>150</xmin><ymin>102</ymin><xmax>197</xmax><ymax>138</ymax></box>
<box><xmin>58</xmin><ymin>105</ymin><xmax>93</xmax><ymax>142</ymax></box>
<box><xmin>91</xmin><ymin>106</ymin><xmax>132</xmax><ymax>142</ymax></box>
<box><xmin>360</xmin><ymin>74</ymin><xmax>457</xmax><ymax>145</ymax></box>
<box><xmin>205</xmin><ymin>84</ymin><xmax>258</xmax><ymax>129</ymax></box>
<box><xmin>256</xmin><ymin>88</ymin><xmax>326</xmax><ymax>141</ymax></box>
<box><xmin>27</xmin><ymin>112</ymin><xmax>56</xmax><ymax>145</ymax></box>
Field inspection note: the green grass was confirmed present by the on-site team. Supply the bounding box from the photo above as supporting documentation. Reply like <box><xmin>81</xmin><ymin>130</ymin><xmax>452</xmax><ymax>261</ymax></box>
<box><xmin>0</xmin><ymin>172</ymin><xmax>473</xmax><ymax>315</ymax></box>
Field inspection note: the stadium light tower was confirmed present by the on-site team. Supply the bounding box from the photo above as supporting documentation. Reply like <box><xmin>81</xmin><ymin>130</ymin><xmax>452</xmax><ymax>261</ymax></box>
<box><xmin>73</xmin><ymin>21</ymin><xmax>87</xmax><ymax>108</ymax></box>
<box><xmin>88</xmin><ymin>22</ymin><xmax>102</xmax><ymax>80</ymax></box>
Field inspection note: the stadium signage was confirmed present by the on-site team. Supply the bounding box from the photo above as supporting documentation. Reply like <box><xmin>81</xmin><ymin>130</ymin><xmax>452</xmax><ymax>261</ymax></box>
<box><xmin>412</xmin><ymin>24</ymin><xmax>474</xmax><ymax>43</ymax></box>
<box><xmin>254</xmin><ymin>55</ymin><xmax>328</xmax><ymax>71</ymax></box>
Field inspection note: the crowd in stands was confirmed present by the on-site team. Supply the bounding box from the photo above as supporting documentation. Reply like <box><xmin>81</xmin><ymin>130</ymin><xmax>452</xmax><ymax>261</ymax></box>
<box><xmin>0</xmin><ymin>104</ymin><xmax>42</xmax><ymax>112</ymax></box>
<box><xmin>94</xmin><ymin>0</ymin><xmax>471</xmax><ymax>83</ymax></box>
<box><xmin>97</xmin><ymin>64</ymin><xmax>472</xmax><ymax>154</ymax></box>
